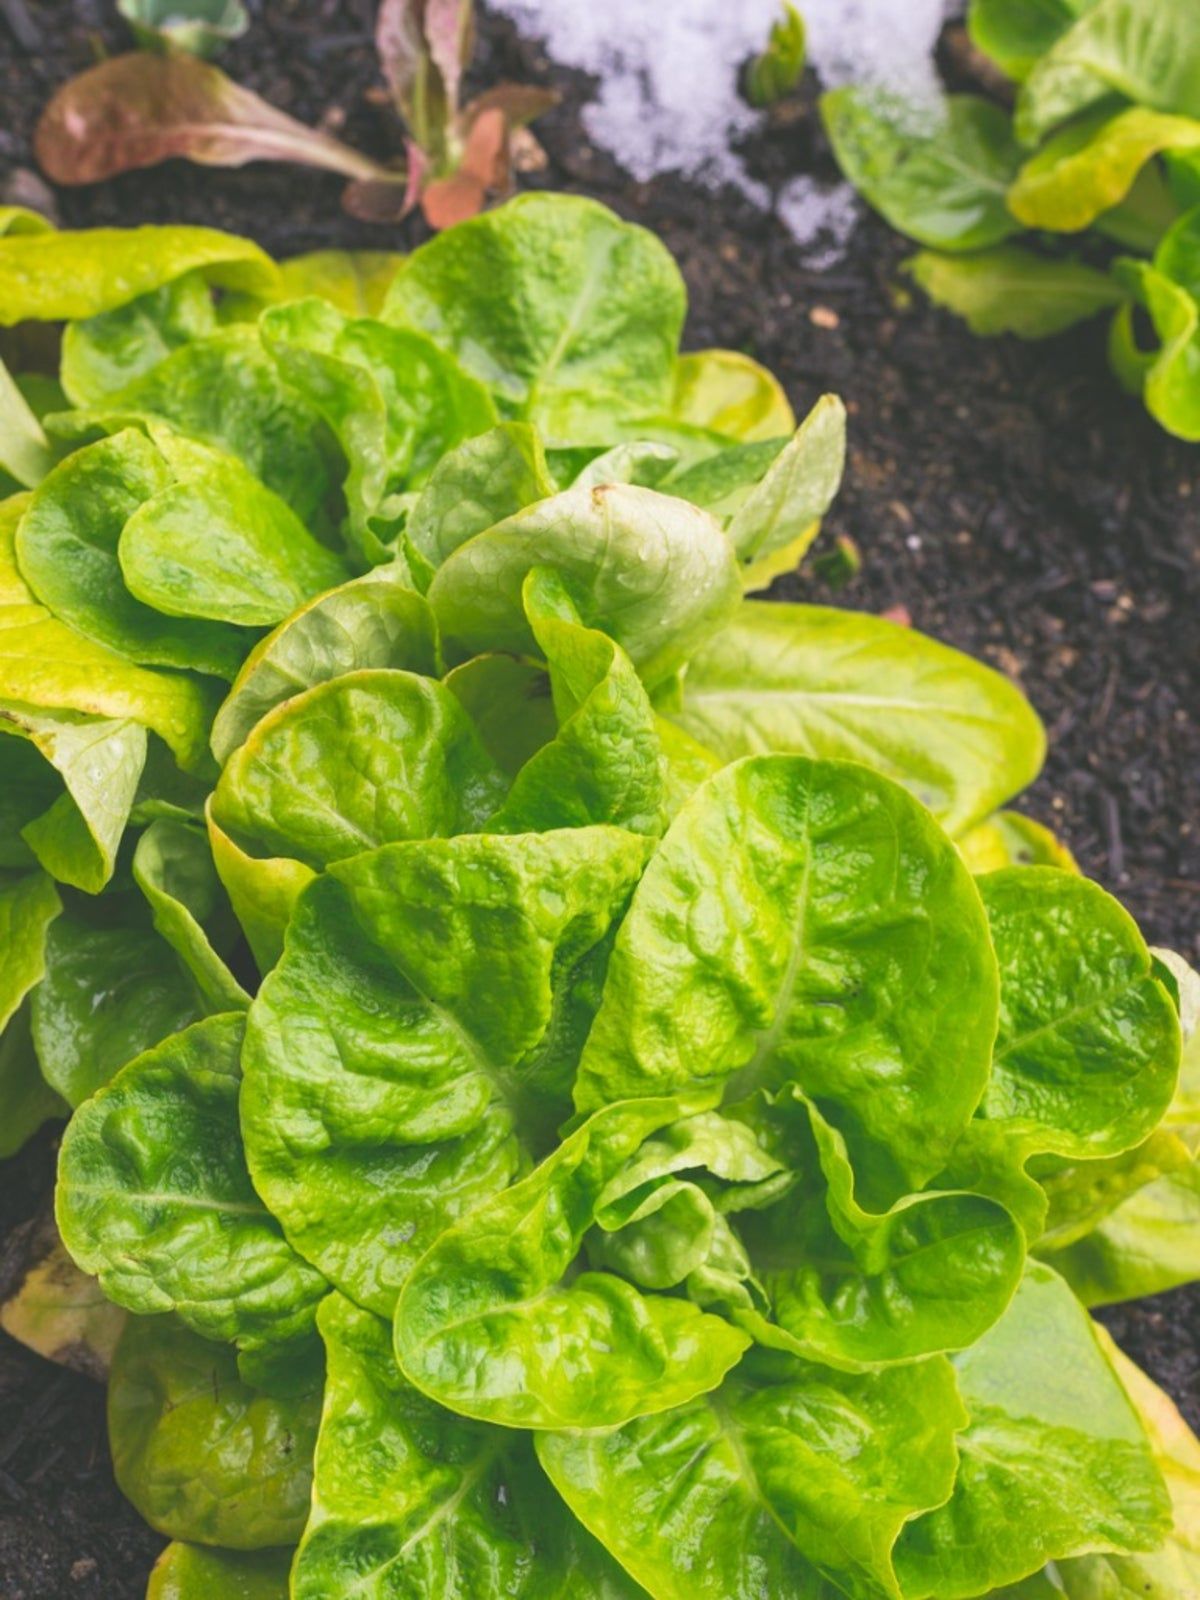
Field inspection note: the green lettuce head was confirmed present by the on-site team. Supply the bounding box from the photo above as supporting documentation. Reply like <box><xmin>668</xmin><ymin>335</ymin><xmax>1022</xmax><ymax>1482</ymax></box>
<box><xmin>0</xmin><ymin>192</ymin><xmax>1193</xmax><ymax>1600</ymax></box>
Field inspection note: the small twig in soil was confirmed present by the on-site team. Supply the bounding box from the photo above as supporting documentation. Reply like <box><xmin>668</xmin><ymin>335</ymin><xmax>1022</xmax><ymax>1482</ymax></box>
<box><xmin>1093</xmin><ymin>660</ymin><xmax>1120</xmax><ymax>727</ymax></box>
<box><xmin>1100</xmin><ymin>791</ymin><xmax>1126</xmax><ymax>879</ymax></box>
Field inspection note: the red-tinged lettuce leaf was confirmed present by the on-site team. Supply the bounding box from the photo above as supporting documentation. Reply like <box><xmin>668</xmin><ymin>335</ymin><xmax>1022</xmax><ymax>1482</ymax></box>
<box><xmin>371</xmin><ymin>2</ymin><xmax>556</xmax><ymax>227</ymax></box>
<box><xmin>342</xmin><ymin>145</ymin><xmax>425</xmax><ymax>225</ymax></box>
<box><xmin>445</xmin><ymin>87</ymin><xmax>558</xmax><ymax>210</ymax></box>
<box><xmin>376</xmin><ymin>0</ymin><xmax>473</xmax><ymax>167</ymax></box>
<box><xmin>421</xmin><ymin>107</ymin><xmax>507</xmax><ymax>231</ymax></box>
<box><xmin>36</xmin><ymin>52</ymin><xmax>403</xmax><ymax>193</ymax></box>
<box><xmin>423</xmin><ymin>0</ymin><xmax>473</xmax><ymax>114</ymax></box>
<box><xmin>420</xmin><ymin>90</ymin><xmax>558</xmax><ymax>229</ymax></box>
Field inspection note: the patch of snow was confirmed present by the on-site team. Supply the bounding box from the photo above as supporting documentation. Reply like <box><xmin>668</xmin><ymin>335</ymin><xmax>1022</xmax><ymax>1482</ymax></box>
<box><xmin>491</xmin><ymin>0</ymin><xmax>954</xmax><ymax>258</ymax></box>
<box><xmin>777</xmin><ymin>175</ymin><xmax>860</xmax><ymax>267</ymax></box>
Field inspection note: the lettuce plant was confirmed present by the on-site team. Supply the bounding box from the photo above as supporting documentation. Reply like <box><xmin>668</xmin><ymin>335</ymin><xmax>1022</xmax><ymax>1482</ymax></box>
<box><xmin>746</xmin><ymin>2</ymin><xmax>807</xmax><ymax>109</ymax></box>
<box><xmin>821</xmin><ymin>0</ymin><xmax>1200</xmax><ymax>440</ymax></box>
<box><xmin>34</xmin><ymin>0</ymin><xmax>556</xmax><ymax>230</ymax></box>
<box><xmin>0</xmin><ymin>193</ymin><xmax>1197</xmax><ymax>1600</ymax></box>
<box><xmin>117</xmin><ymin>0</ymin><xmax>249</xmax><ymax>59</ymax></box>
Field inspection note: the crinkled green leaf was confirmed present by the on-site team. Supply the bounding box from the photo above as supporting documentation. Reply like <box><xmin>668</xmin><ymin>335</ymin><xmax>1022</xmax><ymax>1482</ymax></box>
<box><xmin>205</xmin><ymin>802</ymin><xmax>314</xmax><ymax>975</ymax></box>
<box><xmin>538</xmin><ymin>1351</ymin><xmax>965</xmax><ymax>1600</ymax></box>
<box><xmin>909</xmin><ymin>246</ymin><xmax>1125</xmax><ymax>338</ymax></box>
<box><xmin>0</xmin><ymin>735</ymin><xmax>54</xmax><ymax>868</ymax></box>
<box><xmin>979</xmin><ymin>868</ymin><xmax>1179</xmax><ymax>1156</ymax></box>
<box><xmin>1032</xmin><ymin>940</ymin><xmax>1198</xmax><ymax>1260</ymax></box>
<box><xmin>242</xmin><ymin>827</ymin><xmax>653</xmax><ymax>1314</ymax></box>
<box><xmin>50</xmin><ymin>326</ymin><xmax>340</xmax><ymax>530</ymax></box>
<box><xmin>0</xmin><ymin>354</ymin><xmax>54</xmax><ymax>488</ymax></box>
<box><xmin>0</xmin><ymin>1001</ymin><xmax>66</xmax><ymax>1159</ymax></box>
<box><xmin>428</xmin><ymin>481</ymin><xmax>741</xmax><ymax>688</ymax></box>
<box><xmin>588</xmin><ymin>1100</ymin><xmax>790</xmax><ymax>1312</ymax></box>
<box><xmin>1010</xmin><ymin>107</ymin><xmax>1200</xmax><ymax>232</ymax></box>
<box><xmin>724</xmin><ymin>394</ymin><xmax>845</xmax><ymax>564</ymax></box>
<box><xmin>133</xmin><ymin>819</ymin><xmax>249</xmax><ymax>1009</ymax></box>
<box><xmin>117</xmin><ymin>428</ymin><xmax>348</xmax><ymax>628</ymax></box>
<box><xmin>586</xmin><ymin>1107</ymin><xmax>788</xmax><ymax>1297</ymax></box>
<box><xmin>0</xmin><ymin>497</ymin><xmax>215</xmax><ymax>772</ymax></box>
<box><xmin>0</xmin><ymin>704</ymin><xmax>146</xmax><ymax>892</ymax></box>
<box><xmin>261</xmin><ymin>297</ymin><xmax>496</xmax><ymax>560</ymax></box>
<box><xmin>394</xmin><ymin>1093</ymin><xmax>750</xmax><ymax>1429</ymax></box>
<box><xmin>294</xmin><ymin>1293</ymin><xmax>646</xmax><ymax>1599</ymax></box>
<box><xmin>61</xmin><ymin>271</ymin><xmax>219</xmax><ymax>407</ymax></box>
<box><xmin>57</xmin><ymin>1014</ymin><xmax>326</xmax><ymax>1355</ymax></box>
<box><xmin>734</xmin><ymin>1088</ymin><xmax>1025</xmax><ymax>1370</ymax></box>
<box><xmin>670</xmin><ymin>601</ymin><xmax>1046</xmax><ymax>836</ymax></box>
<box><xmin>893</xmin><ymin>1262</ymin><xmax>1171</xmax><ymax>1597</ymax></box>
<box><xmin>1154</xmin><ymin>948</ymin><xmax>1200</xmax><ymax>1125</ymax></box>
<box><xmin>968</xmin><ymin>0</ymin><xmax>1096</xmax><ymax>82</ymax></box>
<box><xmin>1046</xmin><ymin>1164</ymin><xmax>1200</xmax><ymax>1306</ymax></box>
<box><xmin>382</xmin><ymin>194</ymin><xmax>687</xmax><ymax>441</ymax></box>
<box><xmin>1093</xmin><ymin>158</ymin><xmax>1182</xmax><ymax>252</ymax></box>
<box><xmin>212</xmin><ymin>668</ymin><xmax>506</xmax><ymax>872</ymax></box>
<box><xmin>276</xmin><ymin>249</ymin><xmax>405</xmax><ymax>316</ymax></box>
<box><xmin>666</xmin><ymin>438</ymin><xmax>787</xmax><ymax>518</ymax></box>
<box><xmin>0</xmin><ymin>223</ymin><xmax>276</xmax><ymax>325</ymax></box>
<box><xmin>1015</xmin><ymin>0</ymin><xmax>1200</xmax><ymax>145</ymax></box>
<box><xmin>670</xmin><ymin>348</ymin><xmax>796</xmax><ymax>442</ymax></box>
<box><xmin>405</xmin><ymin>422</ymin><xmax>555</xmax><ymax>575</ymax></box>
<box><xmin>569</xmin><ymin>440</ymin><xmax>680</xmax><ymax>492</ymax></box>
<box><xmin>16</xmin><ymin>429</ymin><xmax>253</xmax><ymax>679</ymax></box>
<box><xmin>822</xmin><ymin>89</ymin><xmax>1024</xmax><ymax>250</ymax></box>
<box><xmin>1035</xmin><ymin>1129</ymin><xmax>1192</xmax><ymax>1254</ymax></box>
<box><xmin>147</xmin><ymin>1543</ymin><xmax>292</xmax><ymax>1600</ymax></box>
<box><xmin>958</xmin><ymin>808</ymin><xmax>1079</xmax><ymax>872</ymax></box>
<box><xmin>575</xmin><ymin>755</ymin><xmax>999</xmax><ymax>1205</ymax></box>
<box><xmin>210</xmin><ymin>565</ymin><xmax>437</xmax><ymax>765</ymax></box>
<box><xmin>936</xmin><ymin>869</ymin><xmax>1180</xmax><ymax>1245</ymax></box>
<box><xmin>654</xmin><ymin>713</ymin><xmax>722</xmax><ymax>819</ymax></box>
<box><xmin>32</xmin><ymin>899</ymin><xmax>202</xmax><ymax>1106</ymax></box>
<box><xmin>108</xmin><ymin>1313</ymin><xmax>321</xmax><ymax>1549</ymax></box>
<box><xmin>0</xmin><ymin>870</ymin><xmax>64</xmax><ymax>1156</ymax></box>
<box><xmin>668</xmin><ymin>394</ymin><xmax>845</xmax><ymax>585</ymax></box>
<box><xmin>443</xmin><ymin>653</ymin><xmax>558</xmax><ymax>777</ymax></box>
<box><xmin>1050</xmin><ymin>1330</ymin><xmax>1200</xmax><ymax>1599</ymax></box>
<box><xmin>484</xmin><ymin>568</ymin><xmax>666</xmax><ymax>836</ymax></box>
<box><xmin>1111</xmin><ymin>214</ymin><xmax>1200</xmax><ymax>441</ymax></box>
<box><xmin>0</xmin><ymin>206</ymin><xmax>55</xmax><ymax>238</ymax></box>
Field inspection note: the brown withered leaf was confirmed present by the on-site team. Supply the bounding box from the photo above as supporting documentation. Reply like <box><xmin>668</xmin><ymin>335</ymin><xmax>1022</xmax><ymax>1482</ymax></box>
<box><xmin>0</xmin><ymin>1207</ymin><xmax>125</xmax><ymax>1380</ymax></box>
<box><xmin>461</xmin><ymin>82</ymin><xmax>560</xmax><ymax>132</ymax></box>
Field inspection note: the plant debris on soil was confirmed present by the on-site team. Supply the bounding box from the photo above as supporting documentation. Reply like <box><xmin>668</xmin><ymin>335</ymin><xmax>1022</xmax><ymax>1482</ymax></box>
<box><xmin>0</xmin><ymin>3</ymin><xmax>1196</xmax><ymax>1596</ymax></box>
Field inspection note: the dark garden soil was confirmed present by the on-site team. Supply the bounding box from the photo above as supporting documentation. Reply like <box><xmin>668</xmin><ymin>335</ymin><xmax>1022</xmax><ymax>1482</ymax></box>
<box><xmin>0</xmin><ymin>2</ymin><xmax>1197</xmax><ymax>1595</ymax></box>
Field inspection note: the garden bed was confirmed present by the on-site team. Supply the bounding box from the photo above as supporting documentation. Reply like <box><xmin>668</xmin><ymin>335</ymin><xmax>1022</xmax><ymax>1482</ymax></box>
<box><xmin>0</xmin><ymin>2</ymin><xmax>1196</xmax><ymax>1595</ymax></box>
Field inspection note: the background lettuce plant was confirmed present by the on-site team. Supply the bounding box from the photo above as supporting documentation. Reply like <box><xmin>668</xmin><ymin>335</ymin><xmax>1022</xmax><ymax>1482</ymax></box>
<box><xmin>33</xmin><ymin>0</ymin><xmax>556</xmax><ymax>230</ymax></box>
<box><xmin>0</xmin><ymin>191</ymin><xmax>1197</xmax><ymax>1600</ymax></box>
<box><xmin>822</xmin><ymin>0</ymin><xmax>1200</xmax><ymax>440</ymax></box>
